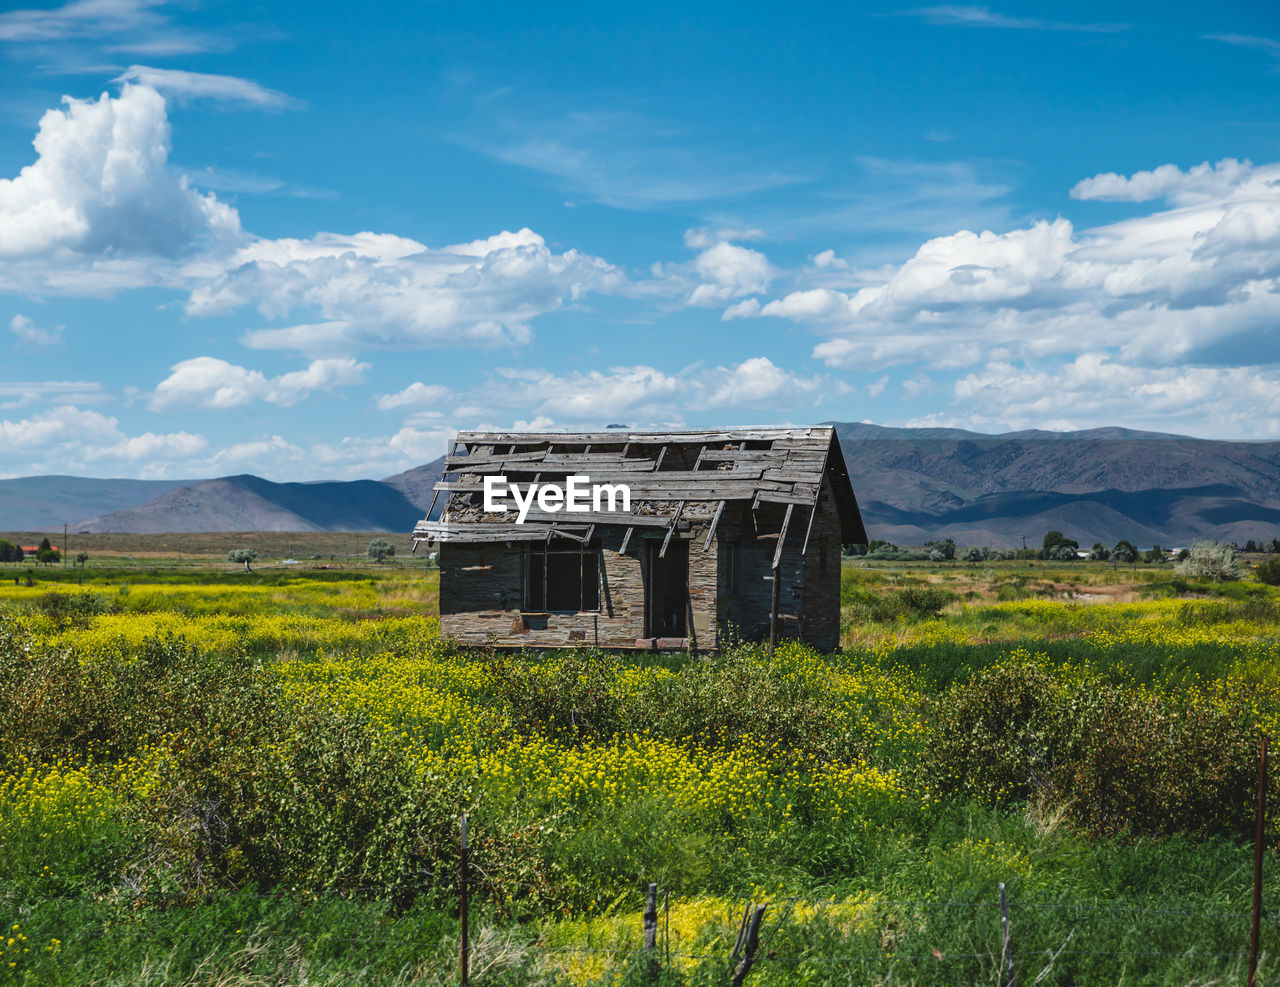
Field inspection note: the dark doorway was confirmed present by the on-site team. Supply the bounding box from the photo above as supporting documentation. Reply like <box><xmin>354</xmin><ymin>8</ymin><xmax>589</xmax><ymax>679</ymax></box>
<box><xmin>646</xmin><ymin>540</ymin><xmax>688</xmax><ymax>637</ymax></box>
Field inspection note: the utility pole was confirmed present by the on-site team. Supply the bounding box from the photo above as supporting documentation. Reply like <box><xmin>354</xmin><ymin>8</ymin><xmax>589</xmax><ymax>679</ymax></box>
<box><xmin>63</xmin><ymin>522</ymin><xmax>67</xmax><ymax>567</ymax></box>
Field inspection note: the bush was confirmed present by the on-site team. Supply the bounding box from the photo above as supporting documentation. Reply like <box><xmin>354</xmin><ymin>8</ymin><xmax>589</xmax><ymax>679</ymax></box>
<box><xmin>920</xmin><ymin>659</ymin><xmax>1266</xmax><ymax>838</ymax></box>
<box><xmin>1175</xmin><ymin>540</ymin><xmax>1241</xmax><ymax>582</ymax></box>
<box><xmin>1256</xmin><ymin>557</ymin><xmax>1280</xmax><ymax>586</ymax></box>
<box><xmin>367</xmin><ymin>538</ymin><xmax>396</xmax><ymax>563</ymax></box>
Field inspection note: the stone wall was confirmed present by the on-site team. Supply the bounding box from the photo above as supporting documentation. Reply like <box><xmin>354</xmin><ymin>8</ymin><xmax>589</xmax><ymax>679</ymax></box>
<box><xmin>439</xmin><ymin>525</ymin><xmax>721</xmax><ymax>649</ymax></box>
<box><xmin>439</xmin><ymin>492</ymin><xmax>842</xmax><ymax>650</ymax></box>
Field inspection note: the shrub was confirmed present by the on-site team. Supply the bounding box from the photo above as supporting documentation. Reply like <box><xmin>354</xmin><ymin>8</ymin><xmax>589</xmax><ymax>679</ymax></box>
<box><xmin>920</xmin><ymin>658</ymin><xmax>1267</xmax><ymax>839</ymax></box>
<box><xmin>1175</xmin><ymin>540</ymin><xmax>1241</xmax><ymax>582</ymax></box>
<box><xmin>1256</xmin><ymin>556</ymin><xmax>1280</xmax><ymax>586</ymax></box>
<box><xmin>367</xmin><ymin>538</ymin><xmax>396</xmax><ymax>563</ymax></box>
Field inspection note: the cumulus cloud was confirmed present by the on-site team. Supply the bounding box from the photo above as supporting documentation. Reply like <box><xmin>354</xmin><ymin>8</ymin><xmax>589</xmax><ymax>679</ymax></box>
<box><xmin>150</xmin><ymin>356</ymin><xmax>368</xmax><ymax>410</ymax></box>
<box><xmin>0</xmin><ymin>83</ymin><xmax>240</xmax><ymax>261</ymax></box>
<box><xmin>742</xmin><ymin>158</ymin><xmax>1280</xmax><ymax>372</ymax></box>
<box><xmin>114</xmin><ymin>66</ymin><xmax>299</xmax><ymax>110</ymax></box>
<box><xmin>0</xmin><ymin>405</ymin><xmax>206</xmax><ymax>474</ymax></box>
<box><xmin>948</xmin><ymin>356</ymin><xmax>1280</xmax><ymax>437</ymax></box>
<box><xmin>187</xmin><ymin>227</ymin><xmax>622</xmax><ymax>353</ymax></box>
<box><xmin>693</xmin><ymin>356</ymin><xmax>822</xmax><ymax>409</ymax></box>
<box><xmin>1069</xmin><ymin>157</ymin><xmax>1257</xmax><ymax>205</ymax></box>
<box><xmin>375</xmin><ymin>382</ymin><xmax>454</xmax><ymax>410</ymax></box>
<box><xmin>688</xmin><ymin>241</ymin><xmax>773</xmax><ymax>306</ymax></box>
<box><xmin>9</xmin><ymin>313</ymin><xmax>63</xmax><ymax>346</ymax></box>
<box><xmin>463</xmin><ymin>357</ymin><xmax>828</xmax><ymax>424</ymax></box>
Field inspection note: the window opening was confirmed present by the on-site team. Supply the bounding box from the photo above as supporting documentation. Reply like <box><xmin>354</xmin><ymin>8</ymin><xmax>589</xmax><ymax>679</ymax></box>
<box><xmin>525</xmin><ymin>541</ymin><xmax>600</xmax><ymax>612</ymax></box>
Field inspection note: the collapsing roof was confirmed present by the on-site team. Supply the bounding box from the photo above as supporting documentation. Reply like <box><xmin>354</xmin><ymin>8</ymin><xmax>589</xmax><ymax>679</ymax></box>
<box><xmin>412</xmin><ymin>426</ymin><xmax>868</xmax><ymax>549</ymax></box>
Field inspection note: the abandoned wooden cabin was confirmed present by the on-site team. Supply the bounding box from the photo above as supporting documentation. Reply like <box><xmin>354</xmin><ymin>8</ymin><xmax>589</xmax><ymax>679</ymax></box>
<box><xmin>411</xmin><ymin>427</ymin><xmax>868</xmax><ymax>650</ymax></box>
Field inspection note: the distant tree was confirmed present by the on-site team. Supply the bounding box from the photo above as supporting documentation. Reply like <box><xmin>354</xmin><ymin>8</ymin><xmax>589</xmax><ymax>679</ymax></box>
<box><xmin>1143</xmin><ymin>544</ymin><xmax>1164</xmax><ymax>564</ymax></box>
<box><xmin>228</xmin><ymin>548</ymin><xmax>258</xmax><ymax>573</ymax></box>
<box><xmin>12</xmin><ymin>545</ymin><xmax>22</xmax><ymax>563</ymax></box>
<box><xmin>1244</xmin><ymin>539</ymin><xmax>1260</xmax><ymax>554</ymax></box>
<box><xmin>75</xmin><ymin>552</ymin><xmax>89</xmax><ymax>568</ymax></box>
<box><xmin>1269</xmin><ymin>539</ymin><xmax>1280</xmax><ymax>554</ymax></box>
<box><xmin>1049</xmin><ymin>543</ymin><xmax>1079</xmax><ymax>561</ymax></box>
<box><xmin>1176</xmin><ymin>540</ymin><xmax>1241</xmax><ymax>582</ymax></box>
<box><xmin>1111</xmin><ymin>540</ymin><xmax>1138</xmax><ymax>566</ymax></box>
<box><xmin>0</xmin><ymin>539</ymin><xmax>14</xmax><ymax>563</ymax></box>
<box><xmin>925</xmin><ymin>538</ymin><xmax>956</xmax><ymax>562</ymax></box>
<box><xmin>367</xmin><ymin>538</ymin><xmax>396</xmax><ymax>563</ymax></box>
<box><xmin>36</xmin><ymin>547</ymin><xmax>58</xmax><ymax>566</ymax></box>
<box><xmin>1089</xmin><ymin>542</ymin><xmax>1111</xmax><ymax>561</ymax></box>
<box><xmin>38</xmin><ymin>536</ymin><xmax>52</xmax><ymax>552</ymax></box>
<box><xmin>1257</xmin><ymin>557</ymin><xmax>1280</xmax><ymax>586</ymax></box>
<box><xmin>1041</xmin><ymin>531</ymin><xmax>1079</xmax><ymax>560</ymax></box>
<box><xmin>961</xmin><ymin>545</ymin><xmax>986</xmax><ymax>563</ymax></box>
<box><xmin>1176</xmin><ymin>548</ymin><xmax>1191</xmax><ymax>561</ymax></box>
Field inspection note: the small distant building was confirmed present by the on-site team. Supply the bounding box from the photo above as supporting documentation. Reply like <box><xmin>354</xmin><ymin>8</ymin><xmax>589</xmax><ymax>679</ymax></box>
<box><xmin>411</xmin><ymin>427</ymin><xmax>868</xmax><ymax>651</ymax></box>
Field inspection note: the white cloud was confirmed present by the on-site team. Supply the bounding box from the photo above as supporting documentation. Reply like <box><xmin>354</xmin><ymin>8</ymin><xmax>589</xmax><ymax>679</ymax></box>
<box><xmin>188</xmin><ymin>227</ymin><xmax>622</xmax><ymax>354</ymax></box>
<box><xmin>721</xmin><ymin>298</ymin><xmax>761</xmax><ymax>320</ymax></box>
<box><xmin>688</xmin><ymin>241</ymin><xmax>773</xmax><ymax>306</ymax></box>
<box><xmin>0</xmin><ymin>0</ymin><xmax>162</xmax><ymax>42</ymax></box>
<box><xmin>693</xmin><ymin>356</ymin><xmax>821</xmax><ymax>409</ymax></box>
<box><xmin>482</xmin><ymin>365</ymin><xmax>684</xmax><ymax>420</ymax></box>
<box><xmin>150</xmin><ymin>356</ymin><xmax>368</xmax><ymax>410</ymax></box>
<box><xmin>114</xmin><ymin>66</ymin><xmax>299</xmax><ymax>111</ymax></box>
<box><xmin>1069</xmin><ymin>157</ymin><xmax>1257</xmax><ymax>205</ymax></box>
<box><xmin>0</xmin><ymin>83</ymin><xmax>240</xmax><ymax>260</ymax></box>
<box><xmin>468</xmin><ymin>357</ymin><xmax>827</xmax><ymax>424</ymax></box>
<box><xmin>0</xmin><ymin>380</ymin><xmax>106</xmax><ymax>409</ymax></box>
<box><xmin>811</xmin><ymin>249</ymin><xmax>849</xmax><ymax>270</ymax></box>
<box><xmin>1205</xmin><ymin>34</ymin><xmax>1280</xmax><ymax>62</ymax></box>
<box><xmin>947</xmin><ymin>356</ymin><xmax>1280</xmax><ymax>438</ymax></box>
<box><xmin>0</xmin><ymin>405</ymin><xmax>206</xmax><ymax>474</ymax></box>
<box><xmin>906</xmin><ymin>6</ymin><xmax>1128</xmax><ymax>32</ymax></box>
<box><xmin>743</xmin><ymin>158</ymin><xmax>1280</xmax><ymax>372</ymax></box>
<box><xmin>683</xmin><ymin>227</ymin><xmax>767</xmax><ymax>249</ymax></box>
<box><xmin>9</xmin><ymin>313</ymin><xmax>63</xmax><ymax>346</ymax></box>
<box><xmin>376</xmin><ymin>382</ymin><xmax>454</xmax><ymax>410</ymax></box>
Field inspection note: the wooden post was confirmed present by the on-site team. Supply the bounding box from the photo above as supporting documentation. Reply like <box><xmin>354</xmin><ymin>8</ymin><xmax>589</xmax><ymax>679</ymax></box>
<box><xmin>768</xmin><ymin>568</ymin><xmax>780</xmax><ymax>655</ymax></box>
<box><xmin>999</xmin><ymin>882</ymin><xmax>1016</xmax><ymax>987</ymax></box>
<box><xmin>643</xmin><ymin>883</ymin><xmax>659</xmax><ymax>980</ymax></box>
<box><xmin>731</xmin><ymin>904</ymin><xmax>767</xmax><ymax>986</ymax></box>
<box><xmin>664</xmin><ymin>888</ymin><xmax>670</xmax><ymax>969</ymax></box>
<box><xmin>1250</xmin><ymin>735</ymin><xmax>1268</xmax><ymax>987</ymax></box>
<box><xmin>460</xmin><ymin>814</ymin><xmax>470</xmax><ymax>987</ymax></box>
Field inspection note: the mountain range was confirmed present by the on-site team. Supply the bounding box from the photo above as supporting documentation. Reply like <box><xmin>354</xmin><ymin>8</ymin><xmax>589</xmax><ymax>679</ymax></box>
<box><xmin>3</xmin><ymin>423</ymin><xmax>1279</xmax><ymax>547</ymax></box>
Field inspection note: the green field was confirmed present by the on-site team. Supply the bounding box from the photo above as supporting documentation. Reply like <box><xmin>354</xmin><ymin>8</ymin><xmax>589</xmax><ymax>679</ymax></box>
<box><xmin>2</xmin><ymin>557</ymin><xmax>1278</xmax><ymax>984</ymax></box>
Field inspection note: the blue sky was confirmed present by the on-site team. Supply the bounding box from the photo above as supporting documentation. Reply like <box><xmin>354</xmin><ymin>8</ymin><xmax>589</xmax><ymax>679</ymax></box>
<box><xmin>2</xmin><ymin>0</ymin><xmax>1280</xmax><ymax>480</ymax></box>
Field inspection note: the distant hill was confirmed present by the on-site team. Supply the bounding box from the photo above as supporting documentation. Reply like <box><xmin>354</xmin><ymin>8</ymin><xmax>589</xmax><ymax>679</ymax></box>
<box><xmin>833</xmin><ymin>423</ymin><xmax>1280</xmax><ymax>546</ymax></box>
<box><xmin>0</xmin><ymin>475</ymin><xmax>194</xmax><ymax>531</ymax></box>
<box><xmin>73</xmin><ymin>475</ymin><xmax>427</xmax><ymax>534</ymax></box>
<box><xmin>4</xmin><ymin>427</ymin><xmax>1280</xmax><ymax>545</ymax></box>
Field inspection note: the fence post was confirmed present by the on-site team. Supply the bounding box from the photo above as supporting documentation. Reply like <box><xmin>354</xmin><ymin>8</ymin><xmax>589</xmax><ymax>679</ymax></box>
<box><xmin>731</xmin><ymin>904</ymin><xmax>767</xmax><ymax>986</ymax></box>
<box><xmin>460</xmin><ymin>813</ymin><xmax>469</xmax><ymax>987</ymax></box>
<box><xmin>1250</xmin><ymin>735</ymin><xmax>1269</xmax><ymax>987</ymax></box>
<box><xmin>999</xmin><ymin>882</ymin><xmax>1016</xmax><ymax>987</ymax></box>
<box><xmin>644</xmin><ymin>882</ymin><xmax>659</xmax><ymax>980</ymax></box>
<box><xmin>664</xmin><ymin>888</ymin><xmax>670</xmax><ymax>969</ymax></box>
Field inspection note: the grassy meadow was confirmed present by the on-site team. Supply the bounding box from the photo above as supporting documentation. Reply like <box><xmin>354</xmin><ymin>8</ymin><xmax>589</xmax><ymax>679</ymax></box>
<box><xmin>1</xmin><ymin>555</ymin><xmax>1279</xmax><ymax>984</ymax></box>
